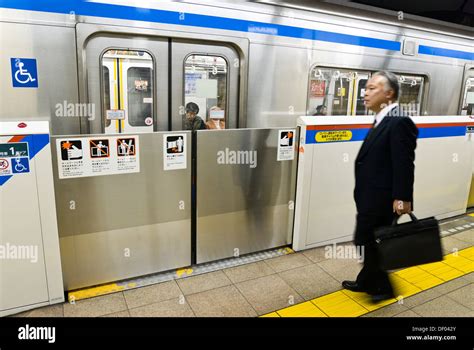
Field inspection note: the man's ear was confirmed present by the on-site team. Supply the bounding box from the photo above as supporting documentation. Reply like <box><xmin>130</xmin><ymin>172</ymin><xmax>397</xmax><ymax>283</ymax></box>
<box><xmin>385</xmin><ymin>89</ymin><xmax>395</xmax><ymax>100</ymax></box>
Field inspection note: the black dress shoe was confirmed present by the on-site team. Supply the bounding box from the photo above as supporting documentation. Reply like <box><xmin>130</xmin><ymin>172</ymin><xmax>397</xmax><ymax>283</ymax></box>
<box><xmin>342</xmin><ymin>280</ymin><xmax>366</xmax><ymax>292</ymax></box>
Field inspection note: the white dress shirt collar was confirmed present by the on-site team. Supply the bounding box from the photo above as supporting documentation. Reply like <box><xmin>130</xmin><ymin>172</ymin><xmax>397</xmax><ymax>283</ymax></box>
<box><xmin>374</xmin><ymin>103</ymin><xmax>398</xmax><ymax>127</ymax></box>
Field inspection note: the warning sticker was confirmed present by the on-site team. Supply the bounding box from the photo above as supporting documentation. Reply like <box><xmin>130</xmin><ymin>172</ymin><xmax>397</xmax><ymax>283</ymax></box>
<box><xmin>277</xmin><ymin>129</ymin><xmax>295</xmax><ymax>161</ymax></box>
<box><xmin>0</xmin><ymin>142</ymin><xmax>30</xmax><ymax>176</ymax></box>
<box><xmin>57</xmin><ymin>136</ymin><xmax>140</xmax><ymax>179</ymax></box>
<box><xmin>90</xmin><ymin>139</ymin><xmax>110</xmax><ymax>158</ymax></box>
<box><xmin>315</xmin><ymin>130</ymin><xmax>352</xmax><ymax>143</ymax></box>
<box><xmin>164</xmin><ymin>134</ymin><xmax>186</xmax><ymax>171</ymax></box>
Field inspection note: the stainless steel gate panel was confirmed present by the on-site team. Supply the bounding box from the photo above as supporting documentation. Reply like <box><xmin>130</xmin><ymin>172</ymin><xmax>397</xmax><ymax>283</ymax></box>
<box><xmin>196</xmin><ymin>128</ymin><xmax>298</xmax><ymax>263</ymax></box>
<box><xmin>51</xmin><ymin>132</ymin><xmax>191</xmax><ymax>290</ymax></box>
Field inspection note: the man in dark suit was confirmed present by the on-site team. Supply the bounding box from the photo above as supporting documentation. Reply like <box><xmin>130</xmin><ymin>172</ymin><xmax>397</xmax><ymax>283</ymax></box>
<box><xmin>342</xmin><ymin>71</ymin><xmax>418</xmax><ymax>302</ymax></box>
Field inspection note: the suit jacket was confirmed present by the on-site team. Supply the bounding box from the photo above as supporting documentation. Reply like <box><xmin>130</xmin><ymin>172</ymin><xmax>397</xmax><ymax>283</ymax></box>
<box><xmin>354</xmin><ymin>106</ymin><xmax>418</xmax><ymax>221</ymax></box>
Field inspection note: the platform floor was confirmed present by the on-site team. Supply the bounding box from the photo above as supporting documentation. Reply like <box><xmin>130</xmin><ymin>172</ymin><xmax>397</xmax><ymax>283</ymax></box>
<box><xmin>12</xmin><ymin>216</ymin><xmax>474</xmax><ymax>318</ymax></box>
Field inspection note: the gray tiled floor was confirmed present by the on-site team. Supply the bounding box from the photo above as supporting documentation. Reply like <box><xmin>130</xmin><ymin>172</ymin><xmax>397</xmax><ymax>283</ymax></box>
<box><xmin>411</xmin><ymin>295</ymin><xmax>473</xmax><ymax>317</ymax></box>
<box><xmin>264</xmin><ymin>252</ymin><xmax>312</xmax><ymax>273</ymax></box>
<box><xmin>451</xmin><ymin>230</ymin><xmax>474</xmax><ymax>244</ymax></box>
<box><xmin>316</xmin><ymin>256</ymin><xmax>363</xmax><ymax>283</ymax></box>
<box><xmin>101</xmin><ymin>310</ymin><xmax>131</xmax><ymax>317</ymax></box>
<box><xmin>123</xmin><ymin>280</ymin><xmax>182</xmax><ymax>309</ymax></box>
<box><xmin>176</xmin><ymin>270</ymin><xmax>232</xmax><ymax>296</ymax></box>
<box><xmin>235</xmin><ymin>274</ymin><xmax>304</xmax><ymax>315</ymax></box>
<box><xmin>362</xmin><ymin>302</ymin><xmax>408</xmax><ymax>317</ymax></box>
<box><xmin>394</xmin><ymin>310</ymin><xmax>420</xmax><ymax>317</ymax></box>
<box><xmin>400</xmin><ymin>288</ymin><xmax>442</xmax><ymax>309</ymax></box>
<box><xmin>441</xmin><ymin>236</ymin><xmax>472</xmax><ymax>254</ymax></box>
<box><xmin>462</xmin><ymin>272</ymin><xmax>474</xmax><ymax>283</ymax></box>
<box><xmin>278</xmin><ymin>263</ymin><xmax>341</xmax><ymax>300</ymax></box>
<box><xmin>129</xmin><ymin>299</ymin><xmax>195</xmax><ymax>317</ymax></box>
<box><xmin>302</xmin><ymin>246</ymin><xmax>329</xmax><ymax>263</ymax></box>
<box><xmin>9</xmin><ymin>226</ymin><xmax>474</xmax><ymax>318</ymax></box>
<box><xmin>223</xmin><ymin>260</ymin><xmax>274</xmax><ymax>284</ymax></box>
<box><xmin>186</xmin><ymin>285</ymin><xmax>257</xmax><ymax>317</ymax></box>
<box><xmin>446</xmin><ymin>284</ymin><xmax>474</xmax><ymax>310</ymax></box>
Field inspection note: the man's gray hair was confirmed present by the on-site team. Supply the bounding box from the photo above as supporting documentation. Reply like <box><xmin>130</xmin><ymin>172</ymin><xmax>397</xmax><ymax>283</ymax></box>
<box><xmin>373</xmin><ymin>71</ymin><xmax>399</xmax><ymax>100</ymax></box>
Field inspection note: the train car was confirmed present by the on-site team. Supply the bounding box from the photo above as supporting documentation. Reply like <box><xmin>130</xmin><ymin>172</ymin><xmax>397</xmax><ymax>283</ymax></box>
<box><xmin>0</xmin><ymin>0</ymin><xmax>472</xmax><ymax>136</ymax></box>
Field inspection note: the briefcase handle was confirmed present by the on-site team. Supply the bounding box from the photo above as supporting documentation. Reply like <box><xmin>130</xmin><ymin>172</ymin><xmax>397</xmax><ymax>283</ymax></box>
<box><xmin>392</xmin><ymin>212</ymin><xmax>418</xmax><ymax>226</ymax></box>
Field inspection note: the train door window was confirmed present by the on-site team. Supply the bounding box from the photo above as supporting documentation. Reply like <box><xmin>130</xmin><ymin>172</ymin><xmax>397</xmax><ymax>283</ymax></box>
<box><xmin>101</xmin><ymin>49</ymin><xmax>154</xmax><ymax>134</ymax></box>
<box><xmin>353</xmin><ymin>73</ymin><xmax>370</xmax><ymax>115</ymax></box>
<box><xmin>102</xmin><ymin>66</ymin><xmax>111</xmax><ymax>128</ymax></box>
<box><xmin>395</xmin><ymin>74</ymin><xmax>425</xmax><ymax>116</ymax></box>
<box><xmin>461</xmin><ymin>78</ymin><xmax>474</xmax><ymax>115</ymax></box>
<box><xmin>127</xmin><ymin>67</ymin><xmax>153</xmax><ymax>126</ymax></box>
<box><xmin>308</xmin><ymin>67</ymin><xmax>371</xmax><ymax>116</ymax></box>
<box><xmin>184</xmin><ymin>55</ymin><xmax>228</xmax><ymax>130</ymax></box>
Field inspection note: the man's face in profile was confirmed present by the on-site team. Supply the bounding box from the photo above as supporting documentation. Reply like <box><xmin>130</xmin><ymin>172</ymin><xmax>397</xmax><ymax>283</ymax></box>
<box><xmin>364</xmin><ymin>75</ymin><xmax>394</xmax><ymax>113</ymax></box>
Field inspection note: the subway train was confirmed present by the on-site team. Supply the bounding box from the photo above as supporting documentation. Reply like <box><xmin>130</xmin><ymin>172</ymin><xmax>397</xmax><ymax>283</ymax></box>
<box><xmin>0</xmin><ymin>0</ymin><xmax>473</xmax><ymax>136</ymax></box>
<box><xmin>1</xmin><ymin>0</ymin><xmax>474</xmax><ymax>292</ymax></box>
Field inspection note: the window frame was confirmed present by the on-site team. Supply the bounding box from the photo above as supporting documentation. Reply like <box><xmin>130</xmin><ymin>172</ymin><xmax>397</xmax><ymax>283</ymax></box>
<box><xmin>183</xmin><ymin>52</ymin><xmax>230</xmax><ymax>129</ymax></box>
<box><xmin>99</xmin><ymin>47</ymin><xmax>156</xmax><ymax>132</ymax></box>
<box><xmin>307</xmin><ymin>64</ymin><xmax>430</xmax><ymax>116</ymax></box>
<box><xmin>459</xmin><ymin>70</ymin><xmax>474</xmax><ymax>115</ymax></box>
<box><xmin>126</xmin><ymin>65</ymin><xmax>154</xmax><ymax>127</ymax></box>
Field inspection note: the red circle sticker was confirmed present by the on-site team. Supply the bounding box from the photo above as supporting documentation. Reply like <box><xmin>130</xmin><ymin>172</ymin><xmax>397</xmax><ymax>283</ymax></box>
<box><xmin>17</xmin><ymin>122</ymin><xmax>27</xmax><ymax>128</ymax></box>
<box><xmin>0</xmin><ymin>159</ymin><xmax>9</xmax><ymax>170</ymax></box>
<box><xmin>145</xmin><ymin>117</ymin><xmax>153</xmax><ymax>126</ymax></box>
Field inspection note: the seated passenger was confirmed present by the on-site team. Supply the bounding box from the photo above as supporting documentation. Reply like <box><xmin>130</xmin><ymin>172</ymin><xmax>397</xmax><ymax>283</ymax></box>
<box><xmin>312</xmin><ymin>105</ymin><xmax>327</xmax><ymax>116</ymax></box>
<box><xmin>206</xmin><ymin>106</ymin><xmax>225</xmax><ymax>130</ymax></box>
<box><xmin>183</xmin><ymin>102</ymin><xmax>206</xmax><ymax>131</ymax></box>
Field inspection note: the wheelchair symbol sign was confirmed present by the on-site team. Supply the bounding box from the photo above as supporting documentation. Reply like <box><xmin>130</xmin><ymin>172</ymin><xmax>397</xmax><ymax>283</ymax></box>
<box><xmin>11</xmin><ymin>157</ymin><xmax>30</xmax><ymax>174</ymax></box>
<box><xmin>11</xmin><ymin>58</ymin><xmax>38</xmax><ymax>88</ymax></box>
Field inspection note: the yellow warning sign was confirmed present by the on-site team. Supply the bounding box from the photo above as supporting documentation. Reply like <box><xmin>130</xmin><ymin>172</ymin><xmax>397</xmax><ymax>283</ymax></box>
<box><xmin>315</xmin><ymin>130</ymin><xmax>352</xmax><ymax>143</ymax></box>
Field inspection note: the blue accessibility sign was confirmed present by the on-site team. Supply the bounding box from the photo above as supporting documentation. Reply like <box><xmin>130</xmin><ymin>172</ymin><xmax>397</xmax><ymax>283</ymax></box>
<box><xmin>11</xmin><ymin>157</ymin><xmax>30</xmax><ymax>174</ymax></box>
<box><xmin>10</xmin><ymin>58</ymin><xmax>38</xmax><ymax>88</ymax></box>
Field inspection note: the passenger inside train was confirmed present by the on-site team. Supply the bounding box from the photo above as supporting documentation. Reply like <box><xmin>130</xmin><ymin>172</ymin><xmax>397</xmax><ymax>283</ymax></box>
<box><xmin>206</xmin><ymin>106</ymin><xmax>226</xmax><ymax>129</ymax></box>
<box><xmin>183</xmin><ymin>102</ymin><xmax>206</xmax><ymax>131</ymax></box>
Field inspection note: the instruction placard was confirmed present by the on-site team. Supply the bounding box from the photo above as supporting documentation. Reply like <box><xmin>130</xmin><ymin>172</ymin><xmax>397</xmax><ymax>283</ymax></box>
<box><xmin>56</xmin><ymin>136</ymin><xmax>140</xmax><ymax>179</ymax></box>
<box><xmin>164</xmin><ymin>134</ymin><xmax>186</xmax><ymax>171</ymax></box>
<box><xmin>277</xmin><ymin>129</ymin><xmax>295</xmax><ymax>161</ymax></box>
<box><xmin>0</xmin><ymin>142</ymin><xmax>30</xmax><ymax>176</ymax></box>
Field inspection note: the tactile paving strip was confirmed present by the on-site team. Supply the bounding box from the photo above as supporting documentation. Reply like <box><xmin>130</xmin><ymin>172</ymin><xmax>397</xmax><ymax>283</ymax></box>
<box><xmin>263</xmin><ymin>246</ymin><xmax>474</xmax><ymax>317</ymax></box>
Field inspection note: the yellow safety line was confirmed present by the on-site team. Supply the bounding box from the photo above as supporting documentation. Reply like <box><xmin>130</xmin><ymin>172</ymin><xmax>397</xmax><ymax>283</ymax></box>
<box><xmin>262</xmin><ymin>246</ymin><xmax>474</xmax><ymax>317</ymax></box>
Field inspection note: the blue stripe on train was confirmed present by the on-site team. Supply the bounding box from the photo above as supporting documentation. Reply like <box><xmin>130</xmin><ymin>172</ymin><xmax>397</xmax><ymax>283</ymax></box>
<box><xmin>418</xmin><ymin>45</ymin><xmax>474</xmax><ymax>61</ymax></box>
<box><xmin>5</xmin><ymin>0</ymin><xmax>474</xmax><ymax>57</ymax></box>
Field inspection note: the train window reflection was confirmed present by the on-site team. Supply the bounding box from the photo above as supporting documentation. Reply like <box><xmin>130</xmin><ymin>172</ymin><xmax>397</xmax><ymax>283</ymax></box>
<box><xmin>308</xmin><ymin>67</ymin><xmax>371</xmax><ymax>116</ymax></box>
<box><xmin>184</xmin><ymin>55</ymin><xmax>228</xmax><ymax>130</ymax></box>
<box><xmin>308</xmin><ymin>67</ymin><xmax>426</xmax><ymax>116</ymax></box>
<box><xmin>395</xmin><ymin>74</ymin><xmax>425</xmax><ymax>116</ymax></box>
<box><xmin>127</xmin><ymin>67</ymin><xmax>153</xmax><ymax>127</ymax></box>
<box><xmin>102</xmin><ymin>66</ymin><xmax>111</xmax><ymax>128</ymax></box>
<box><xmin>101</xmin><ymin>49</ymin><xmax>154</xmax><ymax>133</ymax></box>
<box><xmin>461</xmin><ymin>77</ymin><xmax>474</xmax><ymax>115</ymax></box>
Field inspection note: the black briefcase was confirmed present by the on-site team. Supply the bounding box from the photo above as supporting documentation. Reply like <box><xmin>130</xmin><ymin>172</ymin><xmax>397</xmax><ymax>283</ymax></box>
<box><xmin>374</xmin><ymin>213</ymin><xmax>443</xmax><ymax>270</ymax></box>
